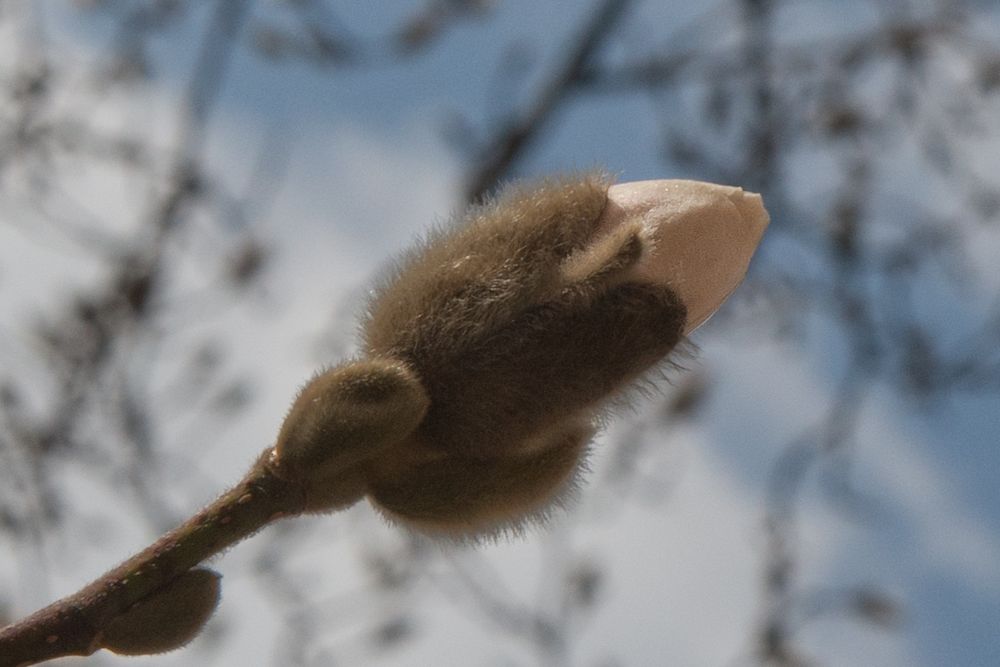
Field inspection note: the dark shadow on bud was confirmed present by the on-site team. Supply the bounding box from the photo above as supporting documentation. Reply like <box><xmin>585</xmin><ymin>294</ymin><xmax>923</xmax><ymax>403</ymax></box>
<box><xmin>370</xmin><ymin>422</ymin><xmax>593</xmax><ymax>537</ymax></box>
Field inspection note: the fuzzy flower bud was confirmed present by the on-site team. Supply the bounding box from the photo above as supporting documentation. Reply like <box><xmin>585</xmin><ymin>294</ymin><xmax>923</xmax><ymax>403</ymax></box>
<box><xmin>273</xmin><ymin>174</ymin><xmax>767</xmax><ymax>537</ymax></box>
<box><xmin>353</xmin><ymin>173</ymin><xmax>769</xmax><ymax>537</ymax></box>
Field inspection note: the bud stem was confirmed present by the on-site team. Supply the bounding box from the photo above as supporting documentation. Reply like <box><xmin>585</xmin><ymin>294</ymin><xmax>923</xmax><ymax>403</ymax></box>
<box><xmin>0</xmin><ymin>450</ymin><xmax>303</xmax><ymax>666</ymax></box>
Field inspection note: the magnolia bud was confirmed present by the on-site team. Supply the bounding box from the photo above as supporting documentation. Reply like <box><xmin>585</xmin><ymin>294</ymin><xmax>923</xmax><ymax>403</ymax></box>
<box><xmin>356</xmin><ymin>174</ymin><xmax>767</xmax><ymax>537</ymax></box>
<box><xmin>98</xmin><ymin>568</ymin><xmax>221</xmax><ymax>656</ymax></box>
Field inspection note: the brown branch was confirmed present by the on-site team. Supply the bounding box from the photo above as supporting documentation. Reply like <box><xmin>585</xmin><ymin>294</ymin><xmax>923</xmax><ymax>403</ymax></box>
<box><xmin>572</xmin><ymin>16</ymin><xmax>956</xmax><ymax>94</ymax></box>
<box><xmin>463</xmin><ymin>0</ymin><xmax>633</xmax><ymax>203</ymax></box>
<box><xmin>0</xmin><ymin>449</ymin><xmax>304</xmax><ymax>666</ymax></box>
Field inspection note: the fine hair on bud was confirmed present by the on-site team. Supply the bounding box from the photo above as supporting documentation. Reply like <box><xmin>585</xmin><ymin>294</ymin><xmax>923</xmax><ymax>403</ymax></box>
<box><xmin>97</xmin><ymin>568</ymin><xmax>221</xmax><ymax>656</ymax></box>
<box><xmin>360</xmin><ymin>173</ymin><xmax>688</xmax><ymax>537</ymax></box>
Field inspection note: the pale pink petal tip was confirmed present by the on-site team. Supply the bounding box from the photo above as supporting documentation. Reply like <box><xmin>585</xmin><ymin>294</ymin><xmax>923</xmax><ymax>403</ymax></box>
<box><xmin>598</xmin><ymin>179</ymin><xmax>770</xmax><ymax>334</ymax></box>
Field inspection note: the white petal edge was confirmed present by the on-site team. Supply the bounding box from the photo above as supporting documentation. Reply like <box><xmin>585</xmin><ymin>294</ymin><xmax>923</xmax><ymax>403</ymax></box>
<box><xmin>596</xmin><ymin>179</ymin><xmax>770</xmax><ymax>334</ymax></box>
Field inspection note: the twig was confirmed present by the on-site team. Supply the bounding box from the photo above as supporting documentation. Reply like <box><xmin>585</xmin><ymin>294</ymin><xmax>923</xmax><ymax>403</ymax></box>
<box><xmin>464</xmin><ymin>0</ymin><xmax>633</xmax><ymax>203</ymax></box>
<box><xmin>0</xmin><ymin>449</ymin><xmax>303</xmax><ymax>666</ymax></box>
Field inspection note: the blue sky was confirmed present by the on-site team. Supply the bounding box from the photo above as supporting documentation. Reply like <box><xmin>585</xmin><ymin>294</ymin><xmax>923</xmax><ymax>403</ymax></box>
<box><xmin>2</xmin><ymin>2</ymin><xmax>1000</xmax><ymax>666</ymax></box>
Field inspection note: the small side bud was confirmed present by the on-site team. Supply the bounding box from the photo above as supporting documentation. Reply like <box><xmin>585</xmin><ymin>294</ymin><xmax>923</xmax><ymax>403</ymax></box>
<box><xmin>275</xmin><ymin>358</ymin><xmax>430</xmax><ymax>484</ymax></box>
<box><xmin>98</xmin><ymin>568</ymin><xmax>221</xmax><ymax>656</ymax></box>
